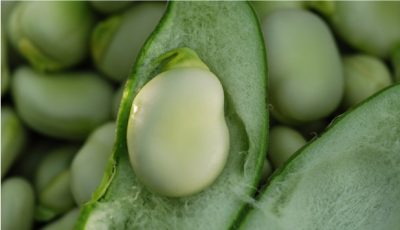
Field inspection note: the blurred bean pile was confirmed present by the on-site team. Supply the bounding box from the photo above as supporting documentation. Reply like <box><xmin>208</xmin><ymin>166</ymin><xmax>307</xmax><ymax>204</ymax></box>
<box><xmin>1</xmin><ymin>1</ymin><xmax>400</xmax><ymax>230</ymax></box>
<box><xmin>1</xmin><ymin>1</ymin><xmax>165</xmax><ymax>229</ymax></box>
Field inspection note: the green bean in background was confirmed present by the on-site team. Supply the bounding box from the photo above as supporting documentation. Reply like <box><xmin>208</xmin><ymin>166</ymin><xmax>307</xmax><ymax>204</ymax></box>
<box><xmin>326</xmin><ymin>2</ymin><xmax>400</xmax><ymax>58</ymax></box>
<box><xmin>34</xmin><ymin>146</ymin><xmax>78</xmax><ymax>222</ymax></box>
<box><xmin>9</xmin><ymin>139</ymin><xmax>57</xmax><ymax>181</ymax></box>
<box><xmin>268</xmin><ymin>125</ymin><xmax>306</xmax><ymax>169</ymax></box>
<box><xmin>71</xmin><ymin>122</ymin><xmax>116</xmax><ymax>205</ymax></box>
<box><xmin>262</xmin><ymin>9</ymin><xmax>343</xmax><ymax>124</ymax></box>
<box><xmin>342</xmin><ymin>54</ymin><xmax>392</xmax><ymax>108</ymax></box>
<box><xmin>11</xmin><ymin>66</ymin><xmax>113</xmax><ymax>140</ymax></box>
<box><xmin>92</xmin><ymin>2</ymin><xmax>165</xmax><ymax>82</ymax></box>
<box><xmin>1</xmin><ymin>106</ymin><xmax>27</xmax><ymax>178</ymax></box>
<box><xmin>38</xmin><ymin>171</ymin><xmax>76</xmax><ymax>221</ymax></box>
<box><xmin>1</xmin><ymin>177</ymin><xmax>35</xmax><ymax>230</ymax></box>
<box><xmin>7</xmin><ymin>1</ymin><xmax>94</xmax><ymax>72</ymax></box>
<box><xmin>2</xmin><ymin>1</ymin><xmax>24</xmax><ymax>69</ymax></box>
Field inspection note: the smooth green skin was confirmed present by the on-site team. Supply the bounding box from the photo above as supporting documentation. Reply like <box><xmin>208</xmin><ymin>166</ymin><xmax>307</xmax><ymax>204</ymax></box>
<box><xmin>1</xmin><ymin>177</ymin><xmax>35</xmax><ymax>230</ymax></box>
<box><xmin>71</xmin><ymin>122</ymin><xmax>116</xmax><ymax>205</ymax></box>
<box><xmin>12</xmin><ymin>66</ymin><xmax>113</xmax><ymax>140</ymax></box>
<box><xmin>35</xmin><ymin>146</ymin><xmax>77</xmax><ymax>221</ymax></box>
<box><xmin>127</xmin><ymin>51</ymin><xmax>229</xmax><ymax>197</ymax></box>
<box><xmin>7</xmin><ymin>1</ymin><xmax>94</xmax><ymax>71</ymax></box>
<box><xmin>78</xmin><ymin>2</ymin><xmax>267</xmax><ymax>229</ymax></box>
<box><xmin>328</xmin><ymin>2</ymin><xmax>400</xmax><ymax>58</ymax></box>
<box><xmin>263</xmin><ymin>9</ymin><xmax>343</xmax><ymax>124</ymax></box>
<box><xmin>268</xmin><ymin>126</ymin><xmax>306</xmax><ymax>169</ymax></box>
<box><xmin>1</xmin><ymin>107</ymin><xmax>27</xmax><ymax>177</ymax></box>
<box><xmin>240</xmin><ymin>84</ymin><xmax>400</xmax><ymax>230</ymax></box>
<box><xmin>92</xmin><ymin>2</ymin><xmax>165</xmax><ymax>82</ymax></box>
<box><xmin>90</xmin><ymin>0</ymin><xmax>132</xmax><ymax>14</ymax></box>
<box><xmin>42</xmin><ymin>208</ymin><xmax>80</xmax><ymax>230</ymax></box>
<box><xmin>343</xmin><ymin>54</ymin><xmax>392</xmax><ymax>108</ymax></box>
<box><xmin>251</xmin><ymin>1</ymin><xmax>304</xmax><ymax>20</ymax></box>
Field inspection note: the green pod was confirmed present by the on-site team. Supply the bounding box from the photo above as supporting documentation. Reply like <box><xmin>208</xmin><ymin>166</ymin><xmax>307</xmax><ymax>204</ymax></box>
<box><xmin>343</xmin><ymin>54</ymin><xmax>392</xmax><ymax>108</ymax></box>
<box><xmin>71</xmin><ymin>122</ymin><xmax>116</xmax><ymax>205</ymax></box>
<box><xmin>263</xmin><ymin>9</ymin><xmax>343</xmax><ymax>124</ymax></box>
<box><xmin>78</xmin><ymin>2</ymin><xmax>267</xmax><ymax>229</ymax></box>
<box><xmin>1</xmin><ymin>106</ymin><xmax>27</xmax><ymax>177</ymax></box>
<box><xmin>240</xmin><ymin>84</ymin><xmax>400</xmax><ymax>229</ymax></box>
<box><xmin>89</xmin><ymin>1</ymin><xmax>132</xmax><ymax>14</ymax></box>
<box><xmin>12</xmin><ymin>67</ymin><xmax>113</xmax><ymax>140</ymax></box>
<box><xmin>1</xmin><ymin>177</ymin><xmax>35</xmax><ymax>230</ymax></box>
<box><xmin>268</xmin><ymin>126</ymin><xmax>306</xmax><ymax>169</ymax></box>
<box><xmin>92</xmin><ymin>2</ymin><xmax>165</xmax><ymax>82</ymax></box>
<box><xmin>112</xmin><ymin>85</ymin><xmax>124</xmax><ymax>119</ymax></box>
<box><xmin>35</xmin><ymin>146</ymin><xmax>77</xmax><ymax>221</ymax></box>
<box><xmin>328</xmin><ymin>2</ymin><xmax>400</xmax><ymax>58</ymax></box>
<box><xmin>42</xmin><ymin>208</ymin><xmax>80</xmax><ymax>230</ymax></box>
<box><xmin>7</xmin><ymin>1</ymin><xmax>94</xmax><ymax>71</ymax></box>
